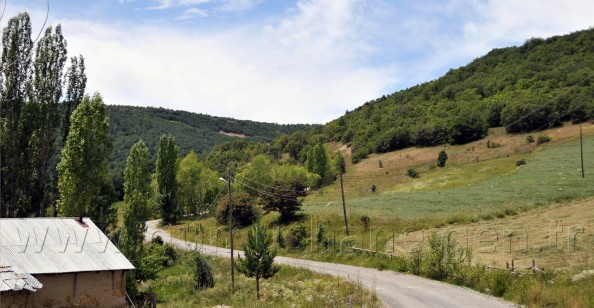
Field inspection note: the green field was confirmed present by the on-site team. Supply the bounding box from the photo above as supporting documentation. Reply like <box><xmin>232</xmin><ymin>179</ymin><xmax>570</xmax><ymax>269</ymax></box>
<box><xmin>304</xmin><ymin>137</ymin><xmax>594</xmax><ymax>226</ymax></box>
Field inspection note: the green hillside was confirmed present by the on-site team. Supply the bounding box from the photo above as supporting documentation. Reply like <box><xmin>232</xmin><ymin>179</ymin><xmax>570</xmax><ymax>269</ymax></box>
<box><xmin>107</xmin><ymin>105</ymin><xmax>317</xmax><ymax>172</ymax></box>
<box><xmin>320</xmin><ymin>28</ymin><xmax>594</xmax><ymax>162</ymax></box>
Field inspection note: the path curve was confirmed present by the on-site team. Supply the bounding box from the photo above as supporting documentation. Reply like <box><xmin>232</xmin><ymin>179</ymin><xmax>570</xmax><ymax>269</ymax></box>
<box><xmin>145</xmin><ymin>220</ymin><xmax>517</xmax><ymax>308</ymax></box>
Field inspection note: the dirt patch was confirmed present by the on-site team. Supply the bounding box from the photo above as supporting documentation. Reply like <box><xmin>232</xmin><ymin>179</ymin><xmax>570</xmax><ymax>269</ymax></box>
<box><xmin>218</xmin><ymin>130</ymin><xmax>246</xmax><ymax>138</ymax></box>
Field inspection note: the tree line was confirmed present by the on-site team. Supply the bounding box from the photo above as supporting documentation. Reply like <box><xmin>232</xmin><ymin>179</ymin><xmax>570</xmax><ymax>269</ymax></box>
<box><xmin>0</xmin><ymin>13</ymin><xmax>87</xmax><ymax>218</ymax></box>
<box><xmin>318</xmin><ymin>28</ymin><xmax>594</xmax><ymax>163</ymax></box>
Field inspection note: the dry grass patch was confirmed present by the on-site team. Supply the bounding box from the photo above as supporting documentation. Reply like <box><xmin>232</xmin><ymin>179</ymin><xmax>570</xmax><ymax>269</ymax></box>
<box><xmin>388</xmin><ymin>198</ymin><xmax>594</xmax><ymax>271</ymax></box>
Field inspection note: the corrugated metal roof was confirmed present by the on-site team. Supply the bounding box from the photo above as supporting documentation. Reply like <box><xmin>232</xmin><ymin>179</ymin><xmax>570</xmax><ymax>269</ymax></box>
<box><xmin>0</xmin><ymin>266</ymin><xmax>42</xmax><ymax>292</ymax></box>
<box><xmin>0</xmin><ymin>218</ymin><xmax>134</xmax><ymax>274</ymax></box>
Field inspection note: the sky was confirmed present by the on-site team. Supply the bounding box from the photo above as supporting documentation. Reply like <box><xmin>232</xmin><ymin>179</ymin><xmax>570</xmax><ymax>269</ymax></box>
<box><xmin>3</xmin><ymin>0</ymin><xmax>594</xmax><ymax>124</ymax></box>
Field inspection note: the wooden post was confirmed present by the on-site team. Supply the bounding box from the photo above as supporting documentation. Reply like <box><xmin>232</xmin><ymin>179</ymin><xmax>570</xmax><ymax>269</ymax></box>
<box><xmin>340</xmin><ymin>173</ymin><xmax>349</xmax><ymax>236</ymax></box>
<box><xmin>580</xmin><ymin>123</ymin><xmax>585</xmax><ymax>178</ymax></box>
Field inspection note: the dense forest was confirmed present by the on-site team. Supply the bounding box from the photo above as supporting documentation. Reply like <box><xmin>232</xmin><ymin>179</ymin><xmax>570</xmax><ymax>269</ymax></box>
<box><xmin>108</xmin><ymin>105</ymin><xmax>317</xmax><ymax>172</ymax></box>
<box><xmin>318</xmin><ymin>28</ymin><xmax>594</xmax><ymax>162</ymax></box>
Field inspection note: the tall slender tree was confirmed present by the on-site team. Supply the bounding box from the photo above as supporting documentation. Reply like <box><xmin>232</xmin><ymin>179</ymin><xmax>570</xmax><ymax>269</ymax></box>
<box><xmin>121</xmin><ymin>140</ymin><xmax>151</xmax><ymax>261</ymax></box>
<box><xmin>30</xmin><ymin>25</ymin><xmax>68</xmax><ymax>215</ymax></box>
<box><xmin>156</xmin><ymin>134</ymin><xmax>179</xmax><ymax>225</ymax></box>
<box><xmin>57</xmin><ymin>93</ymin><xmax>113</xmax><ymax>228</ymax></box>
<box><xmin>0</xmin><ymin>13</ymin><xmax>33</xmax><ymax>217</ymax></box>
<box><xmin>61</xmin><ymin>55</ymin><xmax>86</xmax><ymax>144</ymax></box>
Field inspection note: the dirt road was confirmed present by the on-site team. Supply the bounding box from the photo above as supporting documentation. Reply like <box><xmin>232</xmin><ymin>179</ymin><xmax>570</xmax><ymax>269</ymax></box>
<box><xmin>145</xmin><ymin>220</ymin><xmax>517</xmax><ymax>307</ymax></box>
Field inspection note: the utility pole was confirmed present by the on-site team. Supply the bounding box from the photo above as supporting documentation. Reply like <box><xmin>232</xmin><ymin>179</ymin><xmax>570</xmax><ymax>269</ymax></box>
<box><xmin>340</xmin><ymin>173</ymin><xmax>349</xmax><ymax>236</ymax></box>
<box><xmin>227</xmin><ymin>170</ymin><xmax>235</xmax><ymax>290</ymax></box>
<box><xmin>580</xmin><ymin>123</ymin><xmax>585</xmax><ymax>178</ymax></box>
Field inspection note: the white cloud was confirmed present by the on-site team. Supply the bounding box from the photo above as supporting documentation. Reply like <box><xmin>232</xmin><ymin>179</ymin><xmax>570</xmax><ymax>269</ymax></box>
<box><xmin>176</xmin><ymin>7</ymin><xmax>208</xmax><ymax>20</ymax></box>
<box><xmin>219</xmin><ymin>0</ymin><xmax>264</xmax><ymax>12</ymax></box>
<box><xmin>56</xmin><ymin>0</ymin><xmax>395</xmax><ymax>124</ymax></box>
<box><xmin>6</xmin><ymin>0</ymin><xmax>593</xmax><ymax>124</ymax></box>
<box><xmin>148</xmin><ymin>0</ymin><xmax>174</xmax><ymax>10</ymax></box>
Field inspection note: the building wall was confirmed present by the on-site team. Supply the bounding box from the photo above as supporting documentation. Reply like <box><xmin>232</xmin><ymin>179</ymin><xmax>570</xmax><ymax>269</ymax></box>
<box><xmin>1</xmin><ymin>270</ymin><xmax>129</xmax><ymax>308</ymax></box>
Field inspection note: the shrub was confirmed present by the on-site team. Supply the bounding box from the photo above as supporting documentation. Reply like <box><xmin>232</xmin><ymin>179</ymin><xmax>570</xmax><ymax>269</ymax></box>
<box><xmin>437</xmin><ymin>150</ymin><xmax>448</xmax><ymax>168</ymax></box>
<box><xmin>286</xmin><ymin>223</ymin><xmax>308</xmax><ymax>248</ymax></box>
<box><xmin>409</xmin><ymin>246</ymin><xmax>423</xmax><ymax>275</ymax></box>
<box><xmin>536</xmin><ymin>135</ymin><xmax>551</xmax><ymax>145</ymax></box>
<box><xmin>516</xmin><ymin>159</ymin><xmax>526</xmax><ymax>166</ymax></box>
<box><xmin>407</xmin><ymin>168</ymin><xmax>419</xmax><ymax>178</ymax></box>
<box><xmin>191</xmin><ymin>253</ymin><xmax>215</xmax><ymax>290</ymax></box>
<box><xmin>420</xmin><ymin>232</ymin><xmax>472</xmax><ymax>281</ymax></box>
<box><xmin>151</xmin><ymin>235</ymin><xmax>164</xmax><ymax>245</ymax></box>
<box><xmin>215</xmin><ymin>191</ymin><xmax>257</xmax><ymax>227</ymax></box>
<box><xmin>316</xmin><ymin>224</ymin><xmax>326</xmax><ymax>244</ymax></box>
<box><xmin>487</xmin><ymin>140</ymin><xmax>501</xmax><ymax>148</ymax></box>
<box><xmin>526</xmin><ymin>135</ymin><xmax>535</xmax><ymax>143</ymax></box>
<box><xmin>371</xmin><ymin>184</ymin><xmax>377</xmax><ymax>192</ymax></box>
<box><xmin>360</xmin><ymin>215</ymin><xmax>371</xmax><ymax>231</ymax></box>
<box><xmin>276</xmin><ymin>227</ymin><xmax>286</xmax><ymax>248</ymax></box>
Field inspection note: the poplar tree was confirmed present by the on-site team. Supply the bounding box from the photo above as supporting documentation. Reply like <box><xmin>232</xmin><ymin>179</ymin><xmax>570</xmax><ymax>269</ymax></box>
<box><xmin>57</xmin><ymin>93</ymin><xmax>113</xmax><ymax>227</ymax></box>
<box><xmin>236</xmin><ymin>222</ymin><xmax>279</xmax><ymax>299</ymax></box>
<box><xmin>30</xmin><ymin>25</ymin><xmax>68</xmax><ymax>215</ymax></box>
<box><xmin>0</xmin><ymin>13</ymin><xmax>33</xmax><ymax>217</ymax></box>
<box><xmin>62</xmin><ymin>55</ymin><xmax>86</xmax><ymax>144</ymax></box>
<box><xmin>306</xmin><ymin>143</ymin><xmax>327</xmax><ymax>186</ymax></box>
<box><xmin>156</xmin><ymin>134</ymin><xmax>179</xmax><ymax>225</ymax></box>
<box><xmin>120</xmin><ymin>140</ymin><xmax>151</xmax><ymax>262</ymax></box>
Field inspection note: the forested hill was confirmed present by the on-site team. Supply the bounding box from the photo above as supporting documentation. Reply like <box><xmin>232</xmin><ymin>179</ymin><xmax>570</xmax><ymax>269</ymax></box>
<box><xmin>107</xmin><ymin>105</ymin><xmax>318</xmax><ymax>172</ymax></box>
<box><xmin>321</xmin><ymin>28</ymin><xmax>594</xmax><ymax>162</ymax></box>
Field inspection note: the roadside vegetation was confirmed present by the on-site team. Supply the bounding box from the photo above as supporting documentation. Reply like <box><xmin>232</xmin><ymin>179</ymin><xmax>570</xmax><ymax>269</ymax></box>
<box><xmin>139</xmin><ymin>249</ymin><xmax>381</xmax><ymax>307</ymax></box>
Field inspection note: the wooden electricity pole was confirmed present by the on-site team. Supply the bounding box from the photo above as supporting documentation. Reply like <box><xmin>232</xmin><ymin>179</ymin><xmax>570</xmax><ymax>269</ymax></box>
<box><xmin>580</xmin><ymin>123</ymin><xmax>585</xmax><ymax>178</ymax></box>
<box><xmin>227</xmin><ymin>170</ymin><xmax>235</xmax><ymax>289</ymax></box>
<box><xmin>340</xmin><ymin>173</ymin><xmax>349</xmax><ymax>236</ymax></box>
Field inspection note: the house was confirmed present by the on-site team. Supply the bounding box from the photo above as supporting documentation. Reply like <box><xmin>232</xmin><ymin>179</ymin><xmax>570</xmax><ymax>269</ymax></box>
<box><xmin>0</xmin><ymin>217</ymin><xmax>135</xmax><ymax>307</ymax></box>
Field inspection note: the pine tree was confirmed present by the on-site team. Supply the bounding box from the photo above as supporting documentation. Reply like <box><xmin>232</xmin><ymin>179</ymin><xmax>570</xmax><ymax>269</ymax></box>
<box><xmin>156</xmin><ymin>134</ymin><xmax>179</xmax><ymax>225</ymax></box>
<box><xmin>57</xmin><ymin>93</ymin><xmax>113</xmax><ymax>228</ymax></box>
<box><xmin>235</xmin><ymin>222</ymin><xmax>279</xmax><ymax>299</ymax></box>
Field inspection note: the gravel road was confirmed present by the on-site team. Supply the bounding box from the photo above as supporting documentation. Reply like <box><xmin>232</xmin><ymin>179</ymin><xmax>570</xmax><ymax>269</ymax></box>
<box><xmin>145</xmin><ymin>220</ymin><xmax>517</xmax><ymax>308</ymax></box>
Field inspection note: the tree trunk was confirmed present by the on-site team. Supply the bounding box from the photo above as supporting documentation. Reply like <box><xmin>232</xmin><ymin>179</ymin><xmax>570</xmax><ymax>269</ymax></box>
<box><xmin>256</xmin><ymin>277</ymin><xmax>260</xmax><ymax>299</ymax></box>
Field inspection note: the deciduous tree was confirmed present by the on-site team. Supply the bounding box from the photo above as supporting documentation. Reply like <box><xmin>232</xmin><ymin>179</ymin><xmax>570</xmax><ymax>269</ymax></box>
<box><xmin>156</xmin><ymin>134</ymin><xmax>179</xmax><ymax>225</ymax></box>
<box><xmin>120</xmin><ymin>140</ymin><xmax>152</xmax><ymax>262</ymax></box>
<box><xmin>57</xmin><ymin>93</ymin><xmax>113</xmax><ymax>228</ymax></box>
<box><xmin>0</xmin><ymin>13</ymin><xmax>33</xmax><ymax>217</ymax></box>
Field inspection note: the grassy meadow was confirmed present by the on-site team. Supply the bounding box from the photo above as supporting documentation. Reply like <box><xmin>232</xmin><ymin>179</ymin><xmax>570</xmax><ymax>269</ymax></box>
<box><xmin>157</xmin><ymin>123</ymin><xmax>594</xmax><ymax>307</ymax></box>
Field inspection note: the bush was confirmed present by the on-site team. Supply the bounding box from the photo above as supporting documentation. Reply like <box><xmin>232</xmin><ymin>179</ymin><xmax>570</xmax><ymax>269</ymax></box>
<box><xmin>360</xmin><ymin>215</ymin><xmax>371</xmax><ymax>231</ymax></box>
<box><xmin>536</xmin><ymin>135</ymin><xmax>551</xmax><ymax>145</ymax></box>
<box><xmin>371</xmin><ymin>184</ymin><xmax>377</xmax><ymax>192</ymax></box>
<box><xmin>407</xmin><ymin>168</ymin><xmax>419</xmax><ymax>178</ymax></box>
<box><xmin>215</xmin><ymin>191</ymin><xmax>257</xmax><ymax>227</ymax></box>
<box><xmin>286</xmin><ymin>223</ymin><xmax>308</xmax><ymax>248</ymax></box>
<box><xmin>316</xmin><ymin>224</ymin><xmax>326</xmax><ymax>244</ymax></box>
<box><xmin>437</xmin><ymin>150</ymin><xmax>448</xmax><ymax>168</ymax></box>
<box><xmin>516</xmin><ymin>159</ymin><xmax>526</xmax><ymax>166</ymax></box>
<box><xmin>191</xmin><ymin>253</ymin><xmax>215</xmax><ymax>290</ymax></box>
<box><xmin>276</xmin><ymin>227</ymin><xmax>286</xmax><ymax>248</ymax></box>
<box><xmin>526</xmin><ymin>135</ymin><xmax>535</xmax><ymax>143</ymax></box>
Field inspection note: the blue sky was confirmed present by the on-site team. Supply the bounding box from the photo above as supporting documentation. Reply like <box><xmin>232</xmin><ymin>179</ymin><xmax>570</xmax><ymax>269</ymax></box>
<box><xmin>5</xmin><ymin>0</ymin><xmax>594</xmax><ymax>124</ymax></box>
